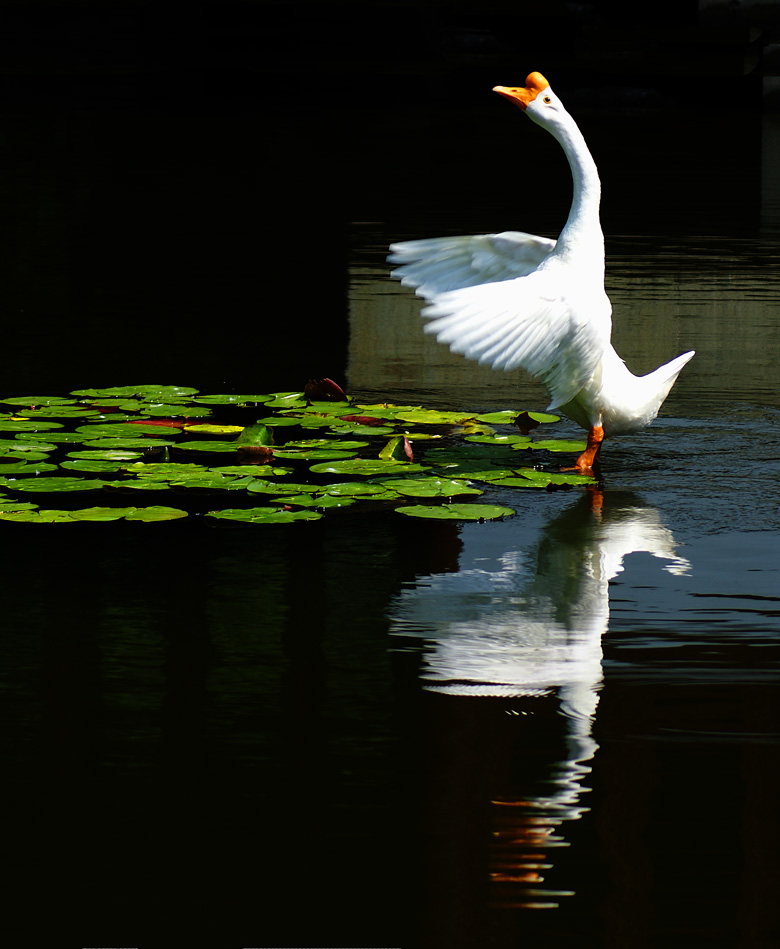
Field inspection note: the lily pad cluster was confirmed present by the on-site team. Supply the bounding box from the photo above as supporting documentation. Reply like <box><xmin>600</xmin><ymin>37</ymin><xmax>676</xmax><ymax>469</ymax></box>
<box><xmin>0</xmin><ymin>383</ymin><xmax>594</xmax><ymax>525</ymax></box>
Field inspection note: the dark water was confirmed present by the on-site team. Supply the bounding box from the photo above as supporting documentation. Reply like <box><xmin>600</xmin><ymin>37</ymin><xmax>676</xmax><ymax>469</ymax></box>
<box><xmin>1</xmin><ymin>89</ymin><xmax>779</xmax><ymax>948</ymax></box>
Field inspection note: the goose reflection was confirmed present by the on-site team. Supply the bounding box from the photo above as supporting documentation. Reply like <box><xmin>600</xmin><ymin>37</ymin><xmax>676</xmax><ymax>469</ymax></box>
<box><xmin>390</xmin><ymin>489</ymin><xmax>689</xmax><ymax>910</ymax></box>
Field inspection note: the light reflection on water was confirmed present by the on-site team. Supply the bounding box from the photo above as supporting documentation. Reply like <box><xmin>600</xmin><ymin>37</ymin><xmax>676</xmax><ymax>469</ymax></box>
<box><xmin>349</xmin><ymin>217</ymin><xmax>780</xmax><ymax>943</ymax></box>
<box><xmin>389</xmin><ymin>490</ymin><xmax>692</xmax><ymax>910</ymax></box>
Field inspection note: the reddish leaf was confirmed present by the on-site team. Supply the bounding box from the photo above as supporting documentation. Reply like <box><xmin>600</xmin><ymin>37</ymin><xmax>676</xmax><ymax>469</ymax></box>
<box><xmin>403</xmin><ymin>435</ymin><xmax>414</xmax><ymax>462</ymax></box>
<box><xmin>304</xmin><ymin>378</ymin><xmax>347</xmax><ymax>402</ymax></box>
<box><xmin>128</xmin><ymin>419</ymin><xmax>185</xmax><ymax>429</ymax></box>
<box><xmin>338</xmin><ymin>415</ymin><xmax>387</xmax><ymax>427</ymax></box>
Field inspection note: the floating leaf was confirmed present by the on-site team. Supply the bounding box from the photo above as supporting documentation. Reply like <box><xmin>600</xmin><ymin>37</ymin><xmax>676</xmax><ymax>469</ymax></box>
<box><xmin>393</xmin><ymin>408</ymin><xmax>477</xmax><ymax>426</ymax></box>
<box><xmin>206</xmin><ymin>506</ymin><xmax>322</xmax><ymax>524</ymax></box>
<box><xmin>1</xmin><ymin>395</ymin><xmax>77</xmax><ymax>407</ymax></box>
<box><xmin>191</xmin><ymin>394</ymin><xmax>271</xmax><ymax>405</ymax></box>
<box><xmin>309</xmin><ymin>458</ymin><xmax>428</xmax><ymax>476</ymax></box>
<box><xmin>236</xmin><ymin>422</ymin><xmax>273</xmax><ymax>447</ymax></box>
<box><xmin>0</xmin><ymin>419</ymin><xmax>64</xmax><ymax>432</ymax></box>
<box><xmin>379</xmin><ymin>435</ymin><xmax>413</xmax><ymax>461</ymax></box>
<box><xmin>271</xmin><ymin>493</ymin><xmax>356</xmax><ymax>509</ymax></box>
<box><xmin>272</xmin><ymin>449</ymin><xmax>359</xmax><ymax>461</ymax></box>
<box><xmin>183</xmin><ymin>423</ymin><xmax>245</xmax><ymax>435</ymax></box>
<box><xmin>67</xmin><ymin>449</ymin><xmax>144</xmax><ymax>461</ymax></box>
<box><xmin>76</xmin><ymin>423</ymin><xmax>174</xmax><ymax>437</ymax></box>
<box><xmin>465</xmin><ymin>434</ymin><xmax>532</xmax><ymax>446</ymax></box>
<box><xmin>0</xmin><ymin>462</ymin><xmax>58</xmax><ymax>475</ymax></box>
<box><xmin>247</xmin><ymin>480</ymin><xmax>321</xmax><ymax>495</ymax></box>
<box><xmin>264</xmin><ymin>392</ymin><xmax>306</xmax><ymax>409</ymax></box>
<box><xmin>174</xmin><ymin>440</ymin><xmax>241</xmax><ymax>452</ymax></box>
<box><xmin>475</xmin><ymin>410</ymin><xmax>522</xmax><ymax>424</ymax></box>
<box><xmin>375</xmin><ymin>477</ymin><xmax>482</xmax><ymax>498</ymax></box>
<box><xmin>70</xmin><ymin>506</ymin><xmax>137</xmax><ymax>521</ymax></box>
<box><xmin>124</xmin><ymin>506</ymin><xmax>188</xmax><ymax>521</ymax></box>
<box><xmin>322</xmin><ymin>481</ymin><xmax>396</xmax><ymax>497</ymax></box>
<box><xmin>70</xmin><ymin>384</ymin><xmax>199</xmax><ymax>400</ymax></box>
<box><xmin>526</xmin><ymin>439</ymin><xmax>588</xmax><ymax>453</ymax></box>
<box><xmin>210</xmin><ymin>464</ymin><xmax>293</xmax><ymax>477</ymax></box>
<box><xmin>0</xmin><ymin>509</ymin><xmax>77</xmax><ymax>523</ymax></box>
<box><xmin>2</xmin><ymin>477</ymin><xmax>106</xmax><ymax>492</ymax></box>
<box><xmin>396</xmin><ymin>503</ymin><xmax>515</xmax><ymax>521</ymax></box>
<box><xmin>303</xmin><ymin>378</ymin><xmax>348</xmax><ymax>401</ymax></box>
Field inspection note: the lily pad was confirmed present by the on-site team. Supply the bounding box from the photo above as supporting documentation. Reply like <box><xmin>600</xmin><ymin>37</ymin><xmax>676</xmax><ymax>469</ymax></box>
<box><xmin>125</xmin><ymin>506</ymin><xmax>188</xmax><ymax>521</ymax></box>
<box><xmin>0</xmin><ymin>509</ymin><xmax>78</xmax><ymax>523</ymax></box>
<box><xmin>173</xmin><ymin>440</ymin><xmax>242</xmax><ymax>452</ymax></box>
<box><xmin>309</xmin><ymin>459</ymin><xmax>428</xmax><ymax>476</ymax></box>
<box><xmin>396</xmin><ymin>503</ymin><xmax>515</xmax><ymax>521</ymax></box>
<box><xmin>191</xmin><ymin>394</ymin><xmax>271</xmax><ymax>405</ymax></box>
<box><xmin>0</xmin><ymin>462</ymin><xmax>58</xmax><ymax>475</ymax></box>
<box><xmin>375</xmin><ymin>477</ymin><xmax>482</xmax><ymax>498</ymax></box>
<box><xmin>0</xmin><ymin>396</ymin><xmax>77</xmax><ymax>406</ymax></box>
<box><xmin>70</xmin><ymin>384</ymin><xmax>199</xmax><ymax>400</ymax></box>
<box><xmin>206</xmin><ymin>506</ymin><xmax>322</xmax><ymax>524</ymax></box>
<box><xmin>1</xmin><ymin>477</ymin><xmax>106</xmax><ymax>492</ymax></box>
<box><xmin>525</xmin><ymin>439</ymin><xmax>588</xmax><ymax>452</ymax></box>
<box><xmin>247</xmin><ymin>480</ymin><xmax>321</xmax><ymax>495</ymax></box>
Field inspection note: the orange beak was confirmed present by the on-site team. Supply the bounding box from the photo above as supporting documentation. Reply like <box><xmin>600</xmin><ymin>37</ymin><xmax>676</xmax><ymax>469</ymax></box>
<box><xmin>493</xmin><ymin>72</ymin><xmax>549</xmax><ymax>111</ymax></box>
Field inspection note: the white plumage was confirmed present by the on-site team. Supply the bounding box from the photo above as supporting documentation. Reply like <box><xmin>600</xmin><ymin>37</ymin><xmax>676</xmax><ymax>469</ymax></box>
<box><xmin>389</xmin><ymin>72</ymin><xmax>694</xmax><ymax>469</ymax></box>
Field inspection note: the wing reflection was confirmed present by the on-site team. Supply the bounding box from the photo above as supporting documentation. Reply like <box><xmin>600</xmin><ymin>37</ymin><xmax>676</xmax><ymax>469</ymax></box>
<box><xmin>389</xmin><ymin>489</ymin><xmax>689</xmax><ymax>911</ymax></box>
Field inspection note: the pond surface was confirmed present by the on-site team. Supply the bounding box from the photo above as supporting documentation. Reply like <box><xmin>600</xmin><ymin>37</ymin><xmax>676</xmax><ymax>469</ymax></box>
<box><xmin>1</xmin><ymin>99</ymin><xmax>779</xmax><ymax>947</ymax></box>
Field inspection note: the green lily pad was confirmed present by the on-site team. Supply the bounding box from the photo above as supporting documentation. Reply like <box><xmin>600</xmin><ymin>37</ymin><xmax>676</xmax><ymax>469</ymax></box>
<box><xmin>375</xmin><ymin>477</ymin><xmax>482</xmax><ymax>498</ymax></box>
<box><xmin>70</xmin><ymin>506</ymin><xmax>137</xmax><ymax>521</ymax></box>
<box><xmin>124</xmin><ymin>506</ymin><xmax>188</xmax><ymax>521</ymax></box>
<box><xmin>0</xmin><ymin>419</ymin><xmax>64</xmax><ymax>432</ymax></box>
<box><xmin>505</xmin><ymin>469</ymin><xmax>597</xmax><ymax>486</ymax></box>
<box><xmin>393</xmin><ymin>408</ymin><xmax>477</xmax><ymax>426</ymax></box>
<box><xmin>67</xmin><ymin>449</ymin><xmax>144</xmax><ymax>461</ymax></box>
<box><xmin>247</xmin><ymin>480</ymin><xmax>321</xmax><ymax>495</ymax></box>
<box><xmin>173</xmin><ymin>440</ymin><xmax>240</xmax><ymax>452</ymax></box>
<box><xmin>192</xmin><ymin>394</ymin><xmax>271</xmax><ymax>405</ymax></box>
<box><xmin>526</xmin><ymin>439</ymin><xmax>588</xmax><ymax>453</ymax></box>
<box><xmin>60</xmin><ymin>459</ymin><xmax>130</xmax><ymax>473</ymax></box>
<box><xmin>0</xmin><ymin>462</ymin><xmax>58</xmax><ymax>475</ymax></box>
<box><xmin>1</xmin><ymin>396</ymin><xmax>77</xmax><ymax>406</ymax></box>
<box><xmin>76</xmin><ymin>423</ymin><xmax>180</xmax><ymax>437</ymax></box>
<box><xmin>309</xmin><ymin>459</ymin><xmax>429</xmax><ymax>476</ymax></box>
<box><xmin>104</xmin><ymin>480</ymin><xmax>170</xmax><ymax>492</ymax></box>
<box><xmin>396</xmin><ymin>503</ymin><xmax>515</xmax><ymax>521</ymax></box>
<box><xmin>271</xmin><ymin>493</ymin><xmax>357</xmax><ymax>509</ymax></box>
<box><xmin>322</xmin><ymin>481</ymin><xmax>397</xmax><ymax>497</ymax></box>
<box><xmin>264</xmin><ymin>391</ymin><xmax>306</xmax><ymax>408</ymax></box>
<box><xmin>206</xmin><ymin>506</ymin><xmax>322</xmax><ymax>524</ymax></box>
<box><xmin>0</xmin><ymin>509</ymin><xmax>77</xmax><ymax>523</ymax></box>
<box><xmin>1</xmin><ymin>476</ymin><xmax>106</xmax><ymax>492</ymax></box>
<box><xmin>123</xmin><ymin>462</ymin><xmax>209</xmax><ymax>480</ymax></box>
<box><xmin>328</xmin><ymin>423</ymin><xmax>395</xmax><ymax>437</ymax></box>
<box><xmin>272</xmin><ymin>449</ymin><xmax>359</xmax><ymax>461</ymax></box>
<box><xmin>236</xmin><ymin>422</ymin><xmax>273</xmax><ymax>447</ymax></box>
<box><xmin>465</xmin><ymin>434</ymin><xmax>532</xmax><ymax>446</ymax></box>
<box><xmin>210</xmin><ymin>464</ymin><xmax>293</xmax><ymax>477</ymax></box>
<box><xmin>70</xmin><ymin>384</ymin><xmax>199</xmax><ymax>400</ymax></box>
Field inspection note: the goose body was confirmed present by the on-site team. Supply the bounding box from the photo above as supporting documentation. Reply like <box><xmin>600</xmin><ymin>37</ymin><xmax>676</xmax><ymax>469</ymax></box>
<box><xmin>389</xmin><ymin>72</ymin><xmax>694</xmax><ymax>469</ymax></box>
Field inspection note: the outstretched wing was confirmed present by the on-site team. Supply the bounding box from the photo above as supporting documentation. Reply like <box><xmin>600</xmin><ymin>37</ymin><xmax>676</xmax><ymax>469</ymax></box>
<box><xmin>388</xmin><ymin>231</ymin><xmax>556</xmax><ymax>297</ymax></box>
<box><xmin>419</xmin><ymin>269</ymin><xmax>611</xmax><ymax>410</ymax></box>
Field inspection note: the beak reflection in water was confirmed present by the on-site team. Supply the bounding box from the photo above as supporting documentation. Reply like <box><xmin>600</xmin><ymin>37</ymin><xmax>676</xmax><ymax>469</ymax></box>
<box><xmin>389</xmin><ymin>489</ymin><xmax>690</xmax><ymax>910</ymax></box>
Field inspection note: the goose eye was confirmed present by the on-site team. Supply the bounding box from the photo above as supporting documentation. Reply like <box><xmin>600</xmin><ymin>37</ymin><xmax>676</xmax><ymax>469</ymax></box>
<box><xmin>543</xmin><ymin>95</ymin><xmax>552</xmax><ymax>104</ymax></box>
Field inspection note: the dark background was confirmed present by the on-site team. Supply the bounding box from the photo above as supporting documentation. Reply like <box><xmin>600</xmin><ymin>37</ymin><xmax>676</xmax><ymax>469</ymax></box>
<box><xmin>0</xmin><ymin>0</ymin><xmax>777</xmax><ymax>396</ymax></box>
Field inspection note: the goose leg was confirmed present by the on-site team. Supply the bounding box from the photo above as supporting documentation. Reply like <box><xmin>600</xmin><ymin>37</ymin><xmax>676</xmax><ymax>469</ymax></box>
<box><xmin>574</xmin><ymin>425</ymin><xmax>604</xmax><ymax>471</ymax></box>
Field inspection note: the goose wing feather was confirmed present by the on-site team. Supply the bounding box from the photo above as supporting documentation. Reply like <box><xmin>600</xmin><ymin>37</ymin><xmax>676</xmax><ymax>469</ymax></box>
<box><xmin>388</xmin><ymin>231</ymin><xmax>556</xmax><ymax>297</ymax></box>
<box><xmin>421</xmin><ymin>270</ymin><xmax>611</xmax><ymax>409</ymax></box>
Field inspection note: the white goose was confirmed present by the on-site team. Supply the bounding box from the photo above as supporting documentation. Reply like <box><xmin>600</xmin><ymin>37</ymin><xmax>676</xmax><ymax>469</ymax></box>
<box><xmin>389</xmin><ymin>72</ymin><xmax>694</xmax><ymax>470</ymax></box>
